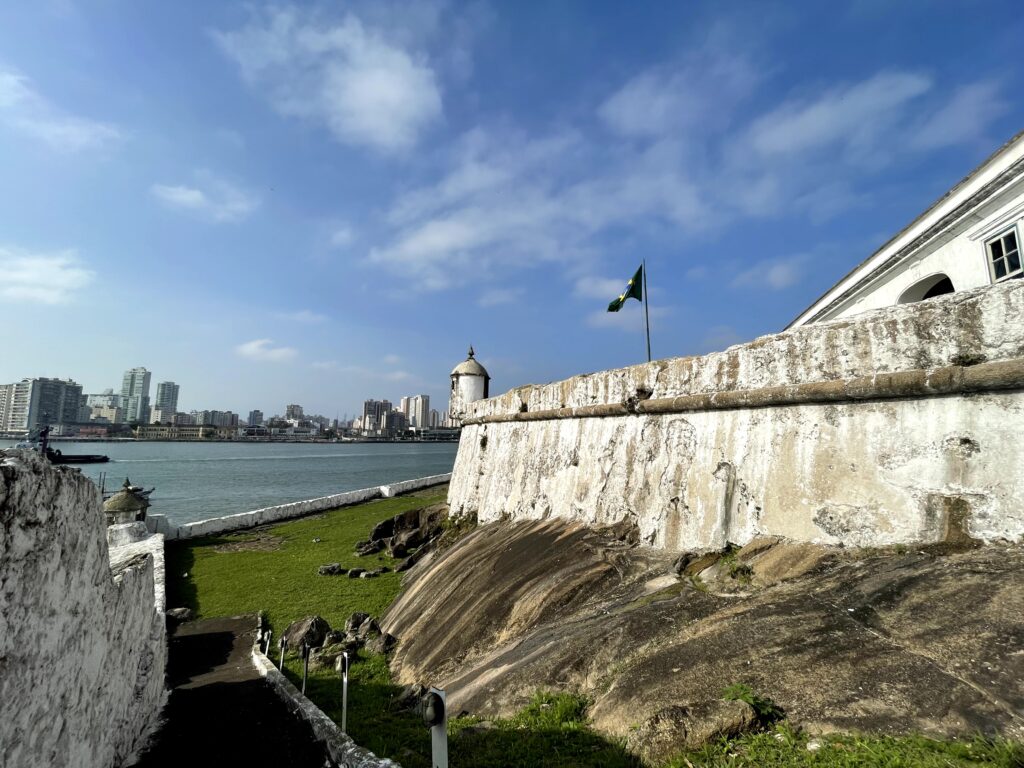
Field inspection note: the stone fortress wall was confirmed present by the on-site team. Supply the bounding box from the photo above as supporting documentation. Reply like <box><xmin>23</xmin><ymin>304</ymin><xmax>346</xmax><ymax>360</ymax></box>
<box><xmin>449</xmin><ymin>281</ymin><xmax>1024</xmax><ymax>550</ymax></box>
<box><xmin>0</xmin><ymin>451</ymin><xmax>167</xmax><ymax>768</ymax></box>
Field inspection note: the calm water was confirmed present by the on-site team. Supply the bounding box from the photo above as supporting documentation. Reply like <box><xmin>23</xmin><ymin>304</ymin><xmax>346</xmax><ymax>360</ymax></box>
<box><xmin>0</xmin><ymin>440</ymin><xmax>458</xmax><ymax>525</ymax></box>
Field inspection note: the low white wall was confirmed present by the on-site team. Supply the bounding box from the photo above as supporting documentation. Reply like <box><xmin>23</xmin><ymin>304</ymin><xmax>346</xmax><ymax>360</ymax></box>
<box><xmin>161</xmin><ymin>473</ymin><xmax>452</xmax><ymax>540</ymax></box>
<box><xmin>0</xmin><ymin>451</ymin><xmax>167</xmax><ymax>768</ymax></box>
<box><xmin>450</xmin><ymin>283</ymin><xmax>1024</xmax><ymax>551</ymax></box>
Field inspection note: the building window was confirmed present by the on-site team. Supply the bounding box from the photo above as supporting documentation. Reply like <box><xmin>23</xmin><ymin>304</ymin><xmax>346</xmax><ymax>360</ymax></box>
<box><xmin>987</xmin><ymin>226</ymin><xmax>1022</xmax><ymax>282</ymax></box>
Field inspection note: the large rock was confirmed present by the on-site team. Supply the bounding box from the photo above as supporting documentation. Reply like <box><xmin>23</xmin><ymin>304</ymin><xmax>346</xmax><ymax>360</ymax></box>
<box><xmin>283</xmin><ymin>616</ymin><xmax>331</xmax><ymax>650</ymax></box>
<box><xmin>383</xmin><ymin>519</ymin><xmax>1024</xmax><ymax>743</ymax></box>
<box><xmin>625</xmin><ymin>700</ymin><xmax>757</xmax><ymax>763</ymax></box>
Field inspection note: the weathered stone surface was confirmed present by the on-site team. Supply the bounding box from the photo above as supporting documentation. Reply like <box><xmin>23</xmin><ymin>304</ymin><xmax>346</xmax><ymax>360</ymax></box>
<box><xmin>355</xmin><ymin>539</ymin><xmax>384</xmax><ymax>556</ymax></box>
<box><xmin>348</xmin><ymin>568</ymin><xmax>366</xmax><ymax>579</ymax></box>
<box><xmin>345</xmin><ymin>612</ymin><xmax>371</xmax><ymax>633</ymax></box>
<box><xmin>383</xmin><ymin>519</ymin><xmax>1024</xmax><ymax>743</ymax></box>
<box><xmin>370</xmin><ymin>517</ymin><xmax>395</xmax><ymax>541</ymax></box>
<box><xmin>0</xmin><ymin>450</ymin><xmax>167</xmax><ymax>768</ymax></box>
<box><xmin>360</xmin><ymin>570</ymin><xmax>380</xmax><ymax>578</ymax></box>
<box><xmin>166</xmin><ymin>607</ymin><xmax>193</xmax><ymax>625</ymax></box>
<box><xmin>356</xmin><ymin>617</ymin><xmax>382</xmax><ymax>641</ymax></box>
<box><xmin>625</xmin><ymin>700</ymin><xmax>757</xmax><ymax>762</ymax></box>
<box><xmin>310</xmin><ymin>641</ymin><xmax>361</xmax><ymax>671</ymax></box>
<box><xmin>447</xmin><ymin>282</ymin><xmax>1024</xmax><ymax>550</ymax></box>
<box><xmin>318</xmin><ymin>563</ymin><xmax>347</xmax><ymax>576</ymax></box>
<box><xmin>365</xmin><ymin>632</ymin><xmax>397</xmax><ymax>655</ymax></box>
<box><xmin>283</xmin><ymin>616</ymin><xmax>331</xmax><ymax>650</ymax></box>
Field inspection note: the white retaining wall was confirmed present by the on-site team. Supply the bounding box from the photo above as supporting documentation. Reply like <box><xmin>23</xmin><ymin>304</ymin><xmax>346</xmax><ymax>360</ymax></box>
<box><xmin>0</xmin><ymin>451</ymin><xmax>167</xmax><ymax>768</ymax></box>
<box><xmin>150</xmin><ymin>473</ymin><xmax>452</xmax><ymax>540</ymax></box>
<box><xmin>450</xmin><ymin>282</ymin><xmax>1024</xmax><ymax>551</ymax></box>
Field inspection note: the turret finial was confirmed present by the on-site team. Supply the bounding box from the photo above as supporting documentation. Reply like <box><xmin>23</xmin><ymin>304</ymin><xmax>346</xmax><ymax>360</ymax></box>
<box><xmin>468</xmin><ymin>345</ymin><xmax>475</xmax><ymax>358</ymax></box>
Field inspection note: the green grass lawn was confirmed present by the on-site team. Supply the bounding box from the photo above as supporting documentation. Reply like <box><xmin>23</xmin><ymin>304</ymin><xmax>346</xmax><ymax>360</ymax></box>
<box><xmin>165</xmin><ymin>491</ymin><xmax>1023</xmax><ymax>768</ymax></box>
<box><xmin>165</xmin><ymin>488</ymin><xmax>446</xmax><ymax>632</ymax></box>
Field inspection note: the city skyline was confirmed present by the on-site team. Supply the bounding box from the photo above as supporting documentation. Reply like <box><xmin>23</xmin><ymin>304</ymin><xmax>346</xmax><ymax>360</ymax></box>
<box><xmin>1</xmin><ymin>3</ymin><xmax>1022</xmax><ymax>415</ymax></box>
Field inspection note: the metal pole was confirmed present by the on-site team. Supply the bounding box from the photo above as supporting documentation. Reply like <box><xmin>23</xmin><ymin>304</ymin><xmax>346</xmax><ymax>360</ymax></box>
<box><xmin>643</xmin><ymin>259</ymin><xmax>652</xmax><ymax>363</ymax></box>
<box><xmin>430</xmin><ymin>687</ymin><xmax>448</xmax><ymax>768</ymax></box>
<box><xmin>341</xmin><ymin>651</ymin><xmax>349</xmax><ymax>734</ymax></box>
<box><xmin>301</xmin><ymin>642</ymin><xmax>309</xmax><ymax>695</ymax></box>
<box><xmin>278</xmin><ymin>636</ymin><xmax>287</xmax><ymax>670</ymax></box>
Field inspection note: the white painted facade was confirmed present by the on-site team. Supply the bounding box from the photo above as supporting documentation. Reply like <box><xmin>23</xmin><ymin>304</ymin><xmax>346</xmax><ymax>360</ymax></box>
<box><xmin>790</xmin><ymin>130</ymin><xmax>1024</xmax><ymax>327</ymax></box>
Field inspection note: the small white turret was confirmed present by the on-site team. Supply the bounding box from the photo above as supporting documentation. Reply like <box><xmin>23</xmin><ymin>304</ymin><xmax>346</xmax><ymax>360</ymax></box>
<box><xmin>448</xmin><ymin>346</ymin><xmax>490</xmax><ymax>426</ymax></box>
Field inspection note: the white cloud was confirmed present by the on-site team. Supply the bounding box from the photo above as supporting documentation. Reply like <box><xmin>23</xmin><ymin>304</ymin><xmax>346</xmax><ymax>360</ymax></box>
<box><xmin>0</xmin><ymin>68</ymin><xmax>122</xmax><ymax>152</ymax></box>
<box><xmin>382</xmin><ymin>354</ymin><xmax>401</xmax><ymax>365</ymax></box>
<box><xmin>574</xmin><ymin>276</ymin><xmax>627</xmax><ymax>300</ymax></box>
<box><xmin>0</xmin><ymin>247</ymin><xmax>94</xmax><ymax>304</ymax></box>
<box><xmin>733</xmin><ymin>255</ymin><xmax>807</xmax><ymax>290</ymax></box>
<box><xmin>747</xmin><ymin>72</ymin><xmax>932</xmax><ymax>160</ymax></box>
<box><xmin>910</xmin><ymin>81</ymin><xmax>1008</xmax><ymax>151</ymax></box>
<box><xmin>214</xmin><ymin>8</ymin><xmax>442</xmax><ymax>152</ymax></box>
<box><xmin>235</xmin><ymin>339</ymin><xmax>298</xmax><ymax>362</ymax></box>
<box><xmin>311</xmin><ymin>360</ymin><xmax>339</xmax><ymax>370</ymax></box>
<box><xmin>150</xmin><ymin>172</ymin><xmax>258</xmax><ymax>222</ymax></box>
<box><xmin>477</xmin><ymin>288</ymin><xmax>522</xmax><ymax>307</ymax></box>
<box><xmin>330</xmin><ymin>225</ymin><xmax>355</xmax><ymax>248</ymax></box>
<box><xmin>277</xmin><ymin>309</ymin><xmax>328</xmax><ymax>324</ymax></box>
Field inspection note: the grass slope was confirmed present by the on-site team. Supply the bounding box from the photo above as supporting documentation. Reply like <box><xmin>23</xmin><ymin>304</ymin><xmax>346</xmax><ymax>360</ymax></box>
<box><xmin>165</xmin><ymin>489</ymin><xmax>446</xmax><ymax>631</ymax></box>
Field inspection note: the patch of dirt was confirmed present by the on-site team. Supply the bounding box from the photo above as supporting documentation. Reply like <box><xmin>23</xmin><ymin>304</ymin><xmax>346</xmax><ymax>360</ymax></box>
<box><xmin>213</xmin><ymin>534</ymin><xmax>284</xmax><ymax>553</ymax></box>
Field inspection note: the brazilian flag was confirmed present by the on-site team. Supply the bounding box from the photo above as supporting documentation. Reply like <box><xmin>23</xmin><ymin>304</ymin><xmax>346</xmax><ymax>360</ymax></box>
<box><xmin>607</xmin><ymin>265</ymin><xmax>643</xmax><ymax>312</ymax></box>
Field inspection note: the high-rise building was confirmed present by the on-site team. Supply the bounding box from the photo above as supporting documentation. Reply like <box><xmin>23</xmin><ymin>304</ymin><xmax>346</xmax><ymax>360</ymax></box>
<box><xmin>399</xmin><ymin>397</ymin><xmax>410</xmax><ymax>418</ymax></box>
<box><xmin>285</xmin><ymin>404</ymin><xmax>304</xmax><ymax>420</ymax></box>
<box><xmin>86</xmin><ymin>389</ymin><xmax>121</xmax><ymax>409</ymax></box>
<box><xmin>121</xmin><ymin>367</ymin><xmax>152</xmax><ymax>424</ymax></box>
<box><xmin>360</xmin><ymin>399</ymin><xmax>393</xmax><ymax>432</ymax></box>
<box><xmin>429</xmin><ymin>408</ymin><xmax>440</xmax><ymax>427</ymax></box>
<box><xmin>248</xmin><ymin>409</ymin><xmax>264</xmax><ymax>426</ymax></box>
<box><xmin>0</xmin><ymin>378</ymin><xmax>82</xmax><ymax>433</ymax></box>
<box><xmin>409</xmin><ymin>394</ymin><xmax>430</xmax><ymax>429</ymax></box>
<box><xmin>155</xmin><ymin>381</ymin><xmax>180</xmax><ymax>413</ymax></box>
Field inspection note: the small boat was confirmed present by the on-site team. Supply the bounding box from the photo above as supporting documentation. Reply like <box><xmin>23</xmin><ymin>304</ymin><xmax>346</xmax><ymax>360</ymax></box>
<box><xmin>27</xmin><ymin>426</ymin><xmax>111</xmax><ymax>464</ymax></box>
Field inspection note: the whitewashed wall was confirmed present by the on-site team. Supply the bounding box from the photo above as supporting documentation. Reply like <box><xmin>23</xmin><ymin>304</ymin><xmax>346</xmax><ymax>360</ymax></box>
<box><xmin>449</xmin><ymin>282</ymin><xmax>1024</xmax><ymax>550</ymax></box>
<box><xmin>0</xmin><ymin>452</ymin><xmax>166</xmax><ymax>768</ymax></box>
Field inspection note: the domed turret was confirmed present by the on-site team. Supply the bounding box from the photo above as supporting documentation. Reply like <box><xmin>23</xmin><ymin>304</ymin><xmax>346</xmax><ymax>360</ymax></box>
<box><xmin>103</xmin><ymin>478</ymin><xmax>150</xmax><ymax>525</ymax></box>
<box><xmin>448</xmin><ymin>346</ymin><xmax>490</xmax><ymax>426</ymax></box>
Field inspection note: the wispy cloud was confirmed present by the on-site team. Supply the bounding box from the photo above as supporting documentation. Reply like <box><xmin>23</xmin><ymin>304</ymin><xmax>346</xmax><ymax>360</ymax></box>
<box><xmin>213</xmin><ymin>7</ymin><xmax>442</xmax><ymax>152</ymax></box>
<box><xmin>382</xmin><ymin>353</ymin><xmax>401</xmax><ymax>365</ymax></box>
<box><xmin>573</xmin><ymin>276</ymin><xmax>626</xmax><ymax>301</ymax></box>
<box><xmin>151</xmin><ymin>172</ymin><xmax>258</xmax><ymax>222</ymax></box>
<box><xmin>235</xmin><ymin>338</ymin><xmax>298</xmax><ymax>362</ymax></box>
<box><xmin>0</xmin><ymin>68</ymin><xmax>122</xmax><ymax>152</ymax></box>
<box><xmin>732</xmin><ymin>254</ymin><xmax>807</xmax><ymax>290</ymax></box>
<box><xmin>477</xmin><ymin>288</ymin><xmax>523</xmax><ymax>307</ymax></box>
<box><xmin>330</xmin><ymin>225</ymin><xmax>355</xmax><ymax>248</ymax></box>
<box><xmin>910</xmin><ymin>81</ymin><xmax>1008</xmax><ymax>151</ymax></box>
<box><xmin>0</xmin><ymin>247</ymin><xmax>94</xmax><ymax>304</ymax></box>
<box><xmin>277</xmin><ymin>309</ymin><xmax>328</xmax><ymax>324</ymax></box>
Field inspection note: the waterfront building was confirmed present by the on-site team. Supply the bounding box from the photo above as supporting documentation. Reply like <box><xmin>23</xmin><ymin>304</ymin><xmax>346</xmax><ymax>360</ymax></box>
<box><xmin>0</xmin><ymin>378</ymin><xmax>83</xmax><ymax>433</ymax></box>
<box><xmin>399</xmin><ymin>397</ymin><xmax>410</xmax><ymax>419</ymax></box>
<box><xmin>285</xmin><ymin>404</ymin><xmax>304</xmax><ymax>420</ymax></box>
<box><xmin>91</xmin><ymin>405</ymin><xmax>124</xmax><ymax>424</ymax></box>
<box><xmin>429</xmin><ymin>408</ymin><xmax>440</xmax><ymax>428</ymax></box>
<box><xmin>150</xmin><ymin>407</ymin><xmax>176</xmax><ymax>424</ymax></box>
<box><xmin>191</xmin><ymin>410</ymin><xmax>239</xmax><ymax>427</ymax></box>
<box><xmin>120</xmin><ymin>367</ymin><xmax>151</xmax><ymax>424</ymax></box>
<box><xmin>448</xmin><ymin>346</ymin><xmax>490</xmax><ymax>427</ymax></box>
<box><xmin>155</xmin><ymin>382</ymin><xmax>180</xmax><ymax>413</ymax></box>
<box><xmin>360</xmin><ymin>399</ymin><xmax>393</xmax><ymax>432</ymax></box>
<box><xmin>86</xmin><ymin>389</ymin><xmax>121</xmax><ymax>408</ymax></box>
<box><xmin>248</xmin><ymin>409</ymin><xmax>264</xmax><ymax>426</ymax></box>
<box><xmin>408</xmin><ymin>395</ymin><xmax>430</xmax><ymax>429</ymax></box>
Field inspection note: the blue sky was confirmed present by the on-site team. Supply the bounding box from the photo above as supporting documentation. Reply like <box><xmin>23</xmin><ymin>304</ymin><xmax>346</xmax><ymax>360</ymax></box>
<box><xmin>1</xmin><ymin>1</ymin><xmax>1021</xmax><ymax>418</ymax></box>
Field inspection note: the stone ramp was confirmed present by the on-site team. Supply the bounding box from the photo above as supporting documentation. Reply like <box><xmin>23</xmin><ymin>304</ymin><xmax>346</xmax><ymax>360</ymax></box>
<box><xmin>133</xmin><ymin>616</ymin><xmax>331</xmax><ymax>767</ymax></box>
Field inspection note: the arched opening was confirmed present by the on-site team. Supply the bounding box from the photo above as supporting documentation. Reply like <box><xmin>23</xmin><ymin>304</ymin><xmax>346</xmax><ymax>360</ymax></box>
<box><xmin>897</xmin><ymin>273</ymin><xmax>955</xmax><ymax>304</ymax></box>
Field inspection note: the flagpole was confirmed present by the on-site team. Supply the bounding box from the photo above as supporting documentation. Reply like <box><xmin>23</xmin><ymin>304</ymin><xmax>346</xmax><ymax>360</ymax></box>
<box><xmin>643</xmin><ymin>259</ymin><xmax>651</xmax><ymax>362</ymax></box>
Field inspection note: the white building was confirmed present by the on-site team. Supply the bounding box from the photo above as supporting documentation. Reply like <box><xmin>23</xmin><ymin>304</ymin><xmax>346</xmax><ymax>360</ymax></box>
<box><xmin>121</xmin><ymin>367</ymin><xmax>151</xmax><ymax>424</ymax></box>
<box><xmin>0</xmin><ymin>378</ymin><xmax>82</xmax><ymax>433</ymax></box>
<box><xmin>155</xmin><ymin>381</ymin><xmax>180</xmax><ymax>413</ymax></box>
<box><xmin>409</xmin><ymin>394</ymin><xmax>430</xmax><ymax>429</ymax></box>
<box><xmin>448</xmin><ymin>346</ymin><xmax>490</xmax><ymax>427</ymax></box>
<box><xmin>790</xmin><ymin>130</ymin><xmax>1024</xmax><ymax>327</ymax></box>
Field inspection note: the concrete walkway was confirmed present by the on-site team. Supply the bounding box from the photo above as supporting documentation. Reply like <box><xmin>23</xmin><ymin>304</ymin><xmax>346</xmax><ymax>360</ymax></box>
<box><xmin>134</xmin><ymin>615</ymin><xmax>331</xmax><ymax>767</ymax></box>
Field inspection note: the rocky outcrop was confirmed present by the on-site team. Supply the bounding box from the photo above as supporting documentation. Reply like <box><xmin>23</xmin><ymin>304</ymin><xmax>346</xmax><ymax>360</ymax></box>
<box><xmin>0</xmin><ymin>450</ymin><xmax>167</xmax><ymax>768</ymax></box>
<box><xmin>355</xmin><ymin>503</ymin><xmax>447</xmax><ymax>559</ymax></box>
<box><xmin>383</xmin><ymin>519</ymin><xmax>1024</xmax><ymax>744</ymax></box>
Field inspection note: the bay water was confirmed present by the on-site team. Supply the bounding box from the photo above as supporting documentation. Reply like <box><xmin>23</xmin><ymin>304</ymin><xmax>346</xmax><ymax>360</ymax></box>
<box><xmin>0</xmin><ymin>440</ymin><xmax>458</xmax><ymax>526</ymax></box>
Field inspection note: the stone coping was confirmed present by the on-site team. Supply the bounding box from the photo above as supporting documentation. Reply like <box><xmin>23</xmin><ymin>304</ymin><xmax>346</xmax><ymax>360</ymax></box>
<box><xmin>462</xmin><ymin>358</ymin><xmax>1024</xmax><ymax>425</ymax></box>
<box><xmin>250</xmin><ymin>618</ymin><xmax>401</xmax><ymax>768</ymax></box>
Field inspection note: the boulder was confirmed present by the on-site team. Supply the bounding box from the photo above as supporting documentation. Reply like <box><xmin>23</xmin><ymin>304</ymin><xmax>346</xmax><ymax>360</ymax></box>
<box><xmin>318</xmin><ymin>563</ymin><xmax>347</xmax><ymax>576</ymax></box>
<box><xmin>356</xmin><ymin>617</ymin><xmax>382</xmax><ymax>641</ymax></box>
<box><xmin>395</xmin><ymin>552</ymin><xmax>420</xmax><ymax>572</ymax></box>
<box><xmin>324</xmin><ymin>630</ymin><xmax>348</xmax><ymax>645</ymax></box>
<box><xmin>345</xmin><ymin>612</ymin><xmax>371</xmax><ymax>633</ymax></box>
<box><xmin>165</xmin><ymin>607</ymin><xmax>193</xmax><ymax>627</ymax></box>
<box><xmin>283</xmin><ymin>615</ymin><xmax>331</xmax><ymax>651</ymax></box>
<box><xmin>388</xmin><ymin>539</ymin><xmax>409</xmax><ymax>559</ymax></box>
<box><xmin>355</xmin><ymin>539</ymin><xmax>384</xmax><ymax>556</ymax></box>
<box><xmin>360</xmin><ymin>570</ymin><xmax>380</xmax><ymax>579</ymax></box>
<box><xmin>347</xmin><ymin>568</ymin><xmax>365</xmax><ymax>579</ymax></box>
<box><xmin>365</xmin><ymin>631</ymin><xmax>397</xmax><ymax>655</ymax></box>
<box><xmin>392</xmin><ymin>528</ymin><xmax>424</xmax><ymax>553</ymax></box>
<box><xmin>370</xmin><ymin>517</ymin><xmax>395</xmax><ymax>541</ymax></box>
<box><xmin>626</xmin><ymin>700</ymin><xmax>757</xmax><ymax>763</ymax></box>
<box><xmin>310</xmin><ymin>641</ymin><xmax>361</xmax><ymax>671</ymax></box>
